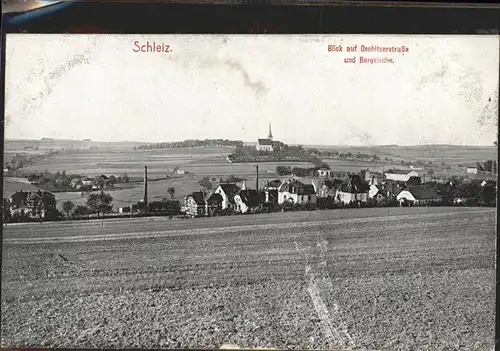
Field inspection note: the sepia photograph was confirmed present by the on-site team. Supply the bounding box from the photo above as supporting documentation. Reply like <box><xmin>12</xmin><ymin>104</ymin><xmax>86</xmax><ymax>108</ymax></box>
<box><xmin>1</xmin><ymin>33</ymin><xmax>498</xmax><ymax>350</ymax></box>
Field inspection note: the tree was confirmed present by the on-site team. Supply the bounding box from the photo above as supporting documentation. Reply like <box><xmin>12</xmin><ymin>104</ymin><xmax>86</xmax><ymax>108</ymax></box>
<box><xmin>122</xmin><ymin>173</ymin><xmax>130</xmax><ymax>183</ymax></box>
<box><xmin>62</xmin><ymin>200</ymin><xmax>75</xmax><ymax>219</ymax></box>
<box><xmin>74</xmin><ymin>205</ymin><xmax>90</xmax><ymax>217</ymax></box>
<box><xmin>86</xmin><ymin>191</ymin><xmax>113</xmax><ymax>218</ymax></box>
<box><xmin>167</xmin><ymin>187</ymin><xmax>176</xmax><ymax>199</ymax></box>
<box><xmin>479</xmin><ymin>182</ymin><xmax>496</xmax><ymax>206</ymax></box>
<box><xmin>199</xmin><ymin>177</ymin><xmax>212</xmax><ymax>189</ymax></box>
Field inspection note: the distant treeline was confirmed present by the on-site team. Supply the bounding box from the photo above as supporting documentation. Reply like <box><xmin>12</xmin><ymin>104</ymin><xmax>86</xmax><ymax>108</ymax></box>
<box><xmin>4</xmin><ymin>150</ymin><xmax>60</xmax><ymax>171</ymax></box>
<box><xmin>228</xmin><ymin>145</ymin><xmax>322</xmax><ymax>165</ymax></box>
<box><xmin>135</xmin><ymin>139</ymin><xmax>244</xmax><ymax>150</ymax></box>
<box><xmin>307</xmin><ymin>148</ymin><xmax>436</xmax><ymax>167</ymax></box>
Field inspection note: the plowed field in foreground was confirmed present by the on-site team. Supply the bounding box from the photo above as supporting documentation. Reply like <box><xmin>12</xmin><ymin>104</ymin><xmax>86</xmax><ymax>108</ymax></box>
<box><xmin>1</xmin><ymin>207</ymin><xmax>496</xmax><ymax>350</ymax></box>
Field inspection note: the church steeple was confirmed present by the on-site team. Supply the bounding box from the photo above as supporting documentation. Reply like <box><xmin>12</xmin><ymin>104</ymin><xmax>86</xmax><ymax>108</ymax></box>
<box><xmin>268</xmin><ymin>122</ymin><xmax>273</xmax><ymax>140</ymax></box>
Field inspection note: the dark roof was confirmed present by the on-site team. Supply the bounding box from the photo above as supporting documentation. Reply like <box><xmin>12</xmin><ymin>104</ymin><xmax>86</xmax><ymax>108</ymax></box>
<box><xmin>218</xmin><ymin>183</ymin><xmax>241</xmax><ymax>200</ymax></box>
<box><xmin>386</xmin><ymin>169</ymin><xmax>414</xmax><ymax>175</ymax></box>
<box><xmin>237</xmin><ymin>189</ymin><xmax>263</xmax><ymax>207</ymax></box>
<box><xmin>10</xmin><ymin>191</ymin><xmax>29</xmax><ymax>206</ymax></box>
<box><xmin>383</xmin><ymin>182</ymin><xmax>404</xmax><ymax>196</ymax></box>
<box><xmin>187</xmin><ymin>191</ymin><xmax>206</xmax><ymax>206</ymax></box>
<box><xmin>204</xmin><ymin>192</ymin><xmax>223</xmax><ymax>203</ymax></box>
<box><xmin>404</xmin><ymin>185</ymin><xmax>440</xmax><ymax>200</ymax></box>
<box><xmin>266</xmin><ymin>179</ymin><xmax>282</xmax><ymax>188</ymax></box>
<box><xmin>280</xmin><ymin>180</ymin><xmax>316</xmax><ymax>195</ymax></box>
<box><xmin>257</xmin><ymin>139</ymin><xmax>273</xmax><ymax>146</ymax></box>
<box><xmin>339</xmin><ymin>175</ymin><xmax>369</xmax><ymax>193</ymax></box>
<box><xmin>406</xmin><ymin>176</ymin><xmax>422</xmax><ymax>185</ymax></box>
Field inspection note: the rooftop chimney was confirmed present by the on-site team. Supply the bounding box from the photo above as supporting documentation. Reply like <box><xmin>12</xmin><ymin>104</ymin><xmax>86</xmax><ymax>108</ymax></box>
<box><xmin>144</xmin><ymin>166</ymin><xmax>148</xmax><ymax>212</ymax></box>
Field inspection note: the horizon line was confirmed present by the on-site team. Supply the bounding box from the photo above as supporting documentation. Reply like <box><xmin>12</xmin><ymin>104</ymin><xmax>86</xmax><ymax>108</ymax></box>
<box><xmin>3</xmin><ymin>138</ymin><xmax>497</xmax><ymax>148</ymax></box>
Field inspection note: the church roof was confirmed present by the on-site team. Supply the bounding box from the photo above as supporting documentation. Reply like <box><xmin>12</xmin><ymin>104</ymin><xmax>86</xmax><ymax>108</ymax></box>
<box><xmin>257</xmin><ymin>139</ymin><xmax>273</xmax><ymax>146</ymax></box>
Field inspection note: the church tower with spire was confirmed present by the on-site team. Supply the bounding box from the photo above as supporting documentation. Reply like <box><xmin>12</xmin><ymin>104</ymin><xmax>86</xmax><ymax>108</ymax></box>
<box><xmin>268</xmin><ymin>122</ymin><xmax>273</xmax><ymax>141</ymax></box>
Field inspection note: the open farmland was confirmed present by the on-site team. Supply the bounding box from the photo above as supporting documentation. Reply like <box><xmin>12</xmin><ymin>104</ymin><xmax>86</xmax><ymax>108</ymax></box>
<box><xmin>19</xmin><ymin>148</ymin><xmax>234</xmax><ymax>178</ymax></box>
<box><xmin>1</xmin><ymin>207</ymin><xmax>495</xmax><ymax>350</ymax></box>
<box><xmin>315</xmin><ymin>145</ymin><xmax>497</xmax><ymax>164</ymax></box>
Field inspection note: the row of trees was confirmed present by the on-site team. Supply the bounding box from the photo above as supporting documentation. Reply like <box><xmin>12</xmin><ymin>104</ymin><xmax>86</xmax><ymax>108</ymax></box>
<box><xmin>275</xmin><ymin>164</ymin><xmax>331</xmax><ymax>177</ymax></box>
<box><xmin>62</xmin><ymin>193</ymin><xmax>182</xmax><ymax>219</ymax></box>
<box><xmin>62</xmin><ymin>191</ymin><xmax>114</xmax><ymax>219</ymax></box>
<box><xmin>228</xmin><ymin>145</ymin><xmax>322</xmax><ymax>166</ymax></box>
<box><xmin>26</xmin><ymin>171</ymin><xmax>131</xmax><ymax>192</ymax></box>
<box><xmin>136</xmin><ymin>139</ymin><xmax>244</xmax><ymax>150</ymax></box>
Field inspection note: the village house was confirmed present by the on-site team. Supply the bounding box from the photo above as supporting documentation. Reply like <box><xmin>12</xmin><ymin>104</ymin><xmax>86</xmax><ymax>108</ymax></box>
<box><xmin>396</xmin><ymin>185</ymin><xmax>441</xmax><ymax>206</ymax></box>
<box><xmin>317</xmin><ymin>168</ymin><xmax>331</xmax><ymax>177</ymax></box>
<box><xmin>173</xmin><ymin>167</ymin><xmax>186</xmax><ymax>175</ymax></box>
<box><xmin>466</xmin><ymin>165</ymin><xmax>478</xmax><ymax>174</ymax></box>
<box><xmin>213</xmin><ymin>183</ymin><xmax>241</xmax><ymax>210</ymax></box>
<box><xmin>234</xmin><ymin>189</ymin><xmax>264</xmax><ymax>214</ymax></box>
<box><xmin>382</xmin><ymin>181</ymin><xmax>404</xmax><ymax>199</ymax></box>
<box><xmin>204</xmin><ymin>191</ymin><xmax>224</xmax><ymax>216</ymax></box>
<box><xmin>360</xmin><ymin>169</ymin><xmax>383</xmax><ymax>185</ymax></box>
<box><xmin>184</xmin><ymin>191</ymin><xmax>206</xmax><ymax>217</ymax></box>
<box><xmin>316</xmin><ymin>179</ymin><xmax>338</xmax><ymax>198</ymax></box>
<box><xmin>277</xmin><ymin>179</ymin><xmax>317</xmax><ymax>205</ymax></box>
<box><xmin>368</xmin><ymin>184</ymin><xmax>386</xmax><ymax>204</ymax></box>
<box><xmin>384</xmin><ymin>169</ymin><xmax>419</xmax><ymax>182</ymax></box>
<box><xmin>70</xmin><ymin>178</ymin><xmax>83</xmax><ymax>189</ymax></box>
<box><xmin>264</xmin><ymin>179</ymin><xmax>282</xmax><ymax>204</ymax></box>
<box><xmin>335</xmin><ymin>174</ymin><xmax>369</xmax><ymax>205</ymax></box>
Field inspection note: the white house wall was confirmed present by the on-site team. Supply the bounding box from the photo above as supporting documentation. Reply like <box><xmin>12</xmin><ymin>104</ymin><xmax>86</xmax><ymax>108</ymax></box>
<box><xmin>214</xmin><ymin>187</ymin><xmax>229</xmax><ymax>209</ymax></box>
<box><xmin>396</xmin><ymin>190</ymin><xmax>416</xmax><ymax>202</ymax></box>
<box><xmin>278</xmin><ymin>192</ymin><xmax>316</xmax><ymax>204</ymax></box>
<box><xmin>233</xmin><ymin>195</ymin><xmax>249</xmax><ymax>213</ymax></box>
<box><xmin>369</xmin><ymin>185</ymin><xmax>379</xmax><ymax>198</ymax></box>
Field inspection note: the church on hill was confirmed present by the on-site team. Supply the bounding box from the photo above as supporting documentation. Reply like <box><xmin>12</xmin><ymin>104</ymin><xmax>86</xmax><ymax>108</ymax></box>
<box><xmin>256</xmin><ymin>123</ymin><xmax>275</xmax><ymax>152</ymax></box>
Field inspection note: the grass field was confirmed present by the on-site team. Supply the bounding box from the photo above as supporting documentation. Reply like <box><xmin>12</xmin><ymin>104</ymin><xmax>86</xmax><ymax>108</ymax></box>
<box><xmin>1</xmin><ymin>207</ymin><xmax>495</xmax><ymax>350</ymax></box>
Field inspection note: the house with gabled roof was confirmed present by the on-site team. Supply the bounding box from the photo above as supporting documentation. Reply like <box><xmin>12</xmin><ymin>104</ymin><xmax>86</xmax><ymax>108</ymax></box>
<box><xmin>335</xmin><ymin>174</ymin><xmax>370</xmax><ymax>205</ymax></box>
<box><xmin>204</xmin><ymin>191</ymin><xmax>223</xmax><ymax>216</ymax></box>
<box><xmin>396</xmin><ymin>185</ymin><xmax>441</xmax><ymax>206</ymax></box>
<box><xmin>368</xmin><ymin>184</ymin><xmax>386</xmax><ymax>204</ymax></box>
<box><xmin>316</xmin><ymin>179</ymin><xmax>339</xmax><ymax>198</ymax></box>
<box><xmin>184</xmin><ymin>191</ymin><xmax>206</xmax><ymax>217</ymax></box>
<box><xmin>234</xmin><ymin>189</ymin><xmax>264</xmax><ymax>214</ymax></box>
<box><xmin>278</xmin><ymin>179</ymin><xmax>317</xmax><ymax>205</ymax></box>
<box><xmin>214</xmin><ymin>183</ymin><xmax>241</xmax><ymax>210</ymax></box>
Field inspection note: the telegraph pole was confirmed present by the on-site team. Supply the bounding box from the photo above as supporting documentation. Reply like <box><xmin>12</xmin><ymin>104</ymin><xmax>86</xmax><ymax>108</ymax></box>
<box><xmin>256</xmin><ymin>165</ymin><xmax>259</xmax><ymax>191</ymax></box>
<box><xmin>144</xmin><ymin>166</ymin><xmax>148</xmax><ymax>215</ymax></box>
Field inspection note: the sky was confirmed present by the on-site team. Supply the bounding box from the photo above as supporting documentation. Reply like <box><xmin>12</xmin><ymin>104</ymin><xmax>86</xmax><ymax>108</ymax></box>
<box><xmin>4</xmin><ymin>34</ymin><xmax>499</xmax><ymax>146</ymax></box>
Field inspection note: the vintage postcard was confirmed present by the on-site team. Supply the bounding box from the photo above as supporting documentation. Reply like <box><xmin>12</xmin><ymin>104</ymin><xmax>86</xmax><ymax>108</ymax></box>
<box><xmin>2</xmin><ymin>33</ymin><xmax>498</xmax><ymax>350</ymax></box>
